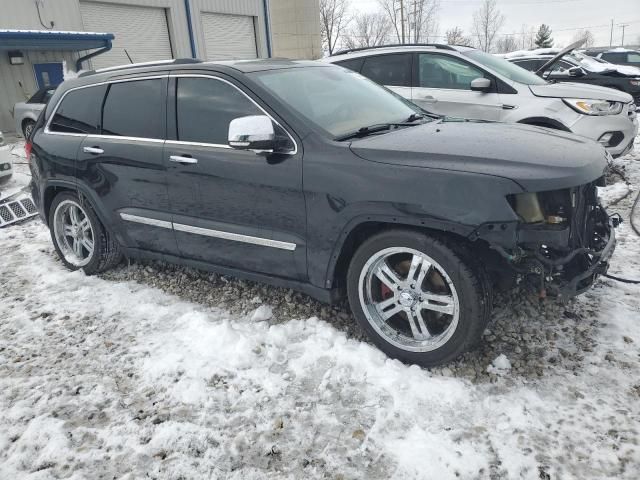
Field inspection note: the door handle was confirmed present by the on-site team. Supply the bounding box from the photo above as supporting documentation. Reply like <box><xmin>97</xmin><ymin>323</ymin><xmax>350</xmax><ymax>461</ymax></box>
<box><xmin>169</xmin><ymin>155</ymin><xmax>198</xmax><ymax>165</ymax></box>
<box><xmin>83</xmin><ymin>146</ymin><xmax>104</xmax><ymax>154</ymax></box>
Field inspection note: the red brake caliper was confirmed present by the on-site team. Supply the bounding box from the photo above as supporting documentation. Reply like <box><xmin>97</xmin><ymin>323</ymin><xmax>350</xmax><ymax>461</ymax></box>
<box><xmin>380</xmin><ymin>283</ymin><xmax>393</xmax><ymax>300</ymax></box>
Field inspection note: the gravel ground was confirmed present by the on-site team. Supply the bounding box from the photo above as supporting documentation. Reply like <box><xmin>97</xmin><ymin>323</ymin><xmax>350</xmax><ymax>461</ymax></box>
<box><xmin>1</xmin><ymin>138</ymin><xmax>639</xmax><ymax>479</ymax></box>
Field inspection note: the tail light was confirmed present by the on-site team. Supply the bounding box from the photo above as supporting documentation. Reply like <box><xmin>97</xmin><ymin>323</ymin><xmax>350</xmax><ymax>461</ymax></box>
<box><xmin>25</xmin><ymin>141</ymin><xmax>32</xmax><ymax>164</ymax></box>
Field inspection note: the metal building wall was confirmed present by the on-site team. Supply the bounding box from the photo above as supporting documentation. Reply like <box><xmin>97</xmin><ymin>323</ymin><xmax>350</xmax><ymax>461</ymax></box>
<box><xmin>268</xmin><ymin>0</ymin><xmax>321</xmax><ymax>60</ymax></box>
<box><xmin>187</xmin><ymin>0</ymin><xmax>270</xmax><ymax>59</ymax></box>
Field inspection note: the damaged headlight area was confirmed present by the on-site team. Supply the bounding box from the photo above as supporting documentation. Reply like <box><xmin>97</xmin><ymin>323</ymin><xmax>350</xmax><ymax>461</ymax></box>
<box><xmin>500</xmin><ymin>180</ymin><xmax>618</xmax><ymax>298</ymax></box>
<box><xmin>563</xmin><ymin>98</ymin><xmax>624</xmax><ymax>116</ymax></box>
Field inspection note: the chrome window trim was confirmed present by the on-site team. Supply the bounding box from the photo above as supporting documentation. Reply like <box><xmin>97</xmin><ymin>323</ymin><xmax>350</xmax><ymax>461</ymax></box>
<box><xmin>165</xmin><ymin>139</ymin><xmax>231</xmax><ymax>149</ymax></box>
<box><xmin>87</xmin><ymin>134</ymin><xmax>165</xmax><ymax>144</ymax></box>
<box><xmin>44</xmin><ymin>75</ymin><xmax>168</xmax><ymax>137</ymax></box>
<box><xmin>119</xmin><ymin>213</ymin><xmax>297</xmax><ymax>251</ymax></box>
<box><xmin>120</xmin><ymin>213</ymin><xmax>172</xmax><ymax>229</ymax></box>
<box><xmin>170</xmin><ymin>73</ymin><xmax>298</xmax><ymax>155</ymax></box>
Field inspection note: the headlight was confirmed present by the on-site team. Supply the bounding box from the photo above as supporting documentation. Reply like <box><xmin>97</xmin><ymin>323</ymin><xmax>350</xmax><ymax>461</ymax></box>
<box><xmin>630</xmin><ymin>79</ymin><xmax>640</xmax><ymax>86</ymax></box>
<box><xmin>563</xmin><ymin>98</ymin><xmax>623</xmax><ymax>116</ymax></box>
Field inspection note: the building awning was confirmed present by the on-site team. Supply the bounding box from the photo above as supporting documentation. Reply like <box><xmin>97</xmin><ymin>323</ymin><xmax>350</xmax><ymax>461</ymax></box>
<box><xmin>0</xmin><ymin>29</ymin><xmax>114</xmax><ymax>51</ymax></box>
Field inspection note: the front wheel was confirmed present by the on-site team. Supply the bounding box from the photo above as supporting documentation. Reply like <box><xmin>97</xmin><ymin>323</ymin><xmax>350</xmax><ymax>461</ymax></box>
<box><xmin>49</xmin><ymin>192</ymin><xmax>122</xmax><ymax>274</ymax></box>
<box><xmin>347</xmin><ymin>230</ymin><xmax>491</xmax><ymax>367</ymax></box>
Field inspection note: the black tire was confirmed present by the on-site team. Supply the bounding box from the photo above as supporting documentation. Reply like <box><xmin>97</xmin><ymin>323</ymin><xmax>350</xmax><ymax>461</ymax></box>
<box><xmin>22</xmin><ymin>120</ymin><xmax>35</xmax><ymax>139</ymax></box>
<box><xmin>48</xmin><ymin>191</ymin><xmax>122</xmax><ymax>274</ymax></box>
<box><xmin>346</xmin><ymin>229</ymin><xmax>491</xmax><ymax>367</ymax></box>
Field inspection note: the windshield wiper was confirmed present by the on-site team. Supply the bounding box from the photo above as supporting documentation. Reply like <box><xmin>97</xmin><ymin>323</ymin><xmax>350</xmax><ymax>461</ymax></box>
<box><xmin>336</xmin><ymin>116</ymin><xmax>429</xmax><ymax>141</ymax></box>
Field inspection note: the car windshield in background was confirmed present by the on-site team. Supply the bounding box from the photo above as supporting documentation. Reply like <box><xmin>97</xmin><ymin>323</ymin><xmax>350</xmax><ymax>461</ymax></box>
<box><xmin>250</xmin><ymin>66</ymin><xmax>421</xmax><ymax>139</ymax></box>
<box><xmin>464</xmin><ymin>50</ymin><xmax>548</xmax><ymax>85</ymax></box>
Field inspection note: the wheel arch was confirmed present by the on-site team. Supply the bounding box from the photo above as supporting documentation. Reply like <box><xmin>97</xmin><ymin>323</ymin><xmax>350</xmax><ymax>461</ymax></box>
<box><xmin>42</xmin><ymin>181</ymin><xmax>114</xmax><ymax>234</ymax></box>
<box><xmin>517</xmin><ymin>117</ymin><xmax>571</xmax><ymax>131</ymax></box>
<box><xmin>325</xmin><ymin>216</ymin><xmax>476</xmax><ymax>290</ymax></box>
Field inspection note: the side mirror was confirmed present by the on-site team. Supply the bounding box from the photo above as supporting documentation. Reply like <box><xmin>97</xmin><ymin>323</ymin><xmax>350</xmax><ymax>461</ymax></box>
<box><xmin>470</xmin><ymin>77</ymin><xmax>491</xmax><ymax>92</ymax></box>
<box><xmin>228</xmin><ymin>115</ymin><xmax>275</xmax><ymax>153</ymax></box>
<box><xmin>568</xmin><ymin>66</ymin><xmax>586</xmax><ymax>77</ymax></box>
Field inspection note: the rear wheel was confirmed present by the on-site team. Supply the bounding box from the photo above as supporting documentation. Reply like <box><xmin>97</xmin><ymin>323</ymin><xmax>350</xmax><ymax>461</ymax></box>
<box><xmin>49</xmin><ymin>192</ymin><xmax>122</xmax><ymax>274</ymax></box>
<box><xmin>22</xmin><ymin>120</ymin><xmax>35</xmax><ymax>139</ymax></box>
<box><xmin>347</xmin><ymin>230</ymin><xmax>491</xmax><ymax>367</ymax></box>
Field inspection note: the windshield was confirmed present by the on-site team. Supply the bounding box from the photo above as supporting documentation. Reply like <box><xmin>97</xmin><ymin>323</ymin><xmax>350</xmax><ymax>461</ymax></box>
<box><xmin>463</xmin><ymin>50</ymin><xmax>548</xmax><ymax>85</ymax></box>
<box><xmin>250</xmin><ymin>66</ymin><xmax>420</xmax><ymax>138</ymax></box>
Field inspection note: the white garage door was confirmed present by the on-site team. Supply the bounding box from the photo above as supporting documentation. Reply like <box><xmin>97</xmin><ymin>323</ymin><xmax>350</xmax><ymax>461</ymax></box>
<box><xmin>80</xmin><ymin>2</ymin><xmax>173</xmax><ymax>70</ymax></box>
<box><xmin>201</xmin><ymin>13</ymin><xmax>257</xmax><ymax>60</ymax></box>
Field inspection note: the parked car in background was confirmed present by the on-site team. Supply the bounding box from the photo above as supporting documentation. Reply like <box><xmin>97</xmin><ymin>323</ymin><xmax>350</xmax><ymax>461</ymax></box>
<box><xmin>584</xmin><ymin>47</ymin><xmax>640</xmax><ymax>68</ymax></box>
<box><xmin>29</xmin><ymin>59</ymin><xmax>617</xmax><ymax>366</ymax></box>
<box><xmin>0</xmin><ymin>145</ymin><xmax>13</xmax><ymax>185</ymax></box>
<box><xmin>13</xmin><ymin>87</ymin><xmax>56</xmax><ymax>138</ymax></box>
<box><xmin>504</xmin><ymin>44</ymin><xmax>640</xmax><ymax>107</ymax></box>
<box><xmin>324</xmin><ymin>44</ymin><xmax>638</xmax><ymax>157</ymax></box>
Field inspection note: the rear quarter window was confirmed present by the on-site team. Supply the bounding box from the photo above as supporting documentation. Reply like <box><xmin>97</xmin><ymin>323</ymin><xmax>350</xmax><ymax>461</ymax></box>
<box><xmin>334</xmin><ymin>58</ymin><xmax>365</xmax><ymax>73</ymax></box>
<box><xmin>48</xmin><ymin>85</ymin><xmax>106</xmax><ymax>134</ymax></box>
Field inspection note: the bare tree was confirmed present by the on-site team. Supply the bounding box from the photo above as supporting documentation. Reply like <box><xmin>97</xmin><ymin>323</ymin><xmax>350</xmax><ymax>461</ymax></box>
<box><xmin>519</xmin><ymin>24</ymin><xmax>535</xmax><ymax>49</ymax></box>
<box><xmin>320</xmin><ymin>0</ymin><xmax>351</xmax><ymax>55</ymax></box>
<box><xmin>408</xmin><ymin>0</ymin><xmax>440</xmax><ymax>43</ymax></box>
<box><xmin>571</xmin><ymin>29</ymin><xmax>595</xmax><ymax>48</ymax></box>
<box><xmin>445</xmin><ymin>26</ymin><xmax>471</xmax><ymax>46</ymax></box>
<box><xmin>344</xmin><ymin>12</ymin><xmax>391</xmax><ymax>49</ymax></box>
<box><xmin>378</xmin><ymin>0</ymin><xmax>439</xmax><ymax>44</ymax></box>
<box><xmin>471</xmin><ymin>0</ymin><xmax>505</xmax><ymax>52</ymax></box>
<box><xmin>495</xmin><ymin>35</ymin><xmax>519</xmax><ymax>53</ymax></box>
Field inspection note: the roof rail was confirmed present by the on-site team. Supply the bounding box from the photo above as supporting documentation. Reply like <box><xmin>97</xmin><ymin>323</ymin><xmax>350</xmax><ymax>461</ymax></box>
<box><xmin>79</xmin><ymin>58</ymin><xmax>202</xmax><ymax>77</ymax></box>
<box><xmin>332</xmin><ymin>43</ymin><xmax>457</xmax><ymax>56</ymax></box>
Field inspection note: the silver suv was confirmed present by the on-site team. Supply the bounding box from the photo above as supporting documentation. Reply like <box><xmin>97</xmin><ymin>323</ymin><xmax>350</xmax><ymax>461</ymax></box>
<box><xmin>323</xmin><ymin>44</ymin><xmax>638</xmax><ymax>157</ymax></box>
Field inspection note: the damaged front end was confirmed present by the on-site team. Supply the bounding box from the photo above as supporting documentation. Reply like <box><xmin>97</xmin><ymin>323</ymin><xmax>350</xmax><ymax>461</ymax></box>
<box><xmin>473</xmin><ymin>178</ymin><xmax>618</xmax><ymax>298</ymax></box>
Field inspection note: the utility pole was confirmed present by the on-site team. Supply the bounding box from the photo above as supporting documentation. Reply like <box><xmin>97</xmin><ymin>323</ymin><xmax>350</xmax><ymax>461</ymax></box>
<box><xmin>619</xmin><ymin>23</ymin><xmax>629</xmax><ymax>46</ymax></box>
<box><xmin>609</xmin><ymin>19</ymin><xmax>613</xmax><ymax>46</ymax></box>
<box><xmin>400</xmin><ymin>0</ymin><xmax>405</xmax><ymax>44</ymax></box>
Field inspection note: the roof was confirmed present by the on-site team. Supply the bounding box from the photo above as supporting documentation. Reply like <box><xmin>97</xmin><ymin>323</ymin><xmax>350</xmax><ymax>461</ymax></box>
<box><xmin>0</xmin><ymin>29</ymin><xmax>113</xmax><ymax>51</ymax></box>
<box><xmin>77</xmin><ymin>58</ymin><xmax>326</xmax><ymax>78</ymax></box>
<box><xmin>322</xmin><ymin>44</ymin><xmax>472</xmax><ymax>62</ymax></box>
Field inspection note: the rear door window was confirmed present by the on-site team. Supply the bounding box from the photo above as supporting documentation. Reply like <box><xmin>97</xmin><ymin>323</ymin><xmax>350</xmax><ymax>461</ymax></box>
<box><xmin>360</xmin><ymin>54</ymin><xmax>412</xmax><ymax>87</ymax></box>
<box><xmin>48</xmin><ymin>85</ymin><xmax>106</xmax><ymax>134</ymax></box>
<box><xmin>102</xmin><ymin>78</ymin><xmax>165</xmax><ymax>139</ymax></box>
<box><xmin>601</xmin><ymin>52</ymin><xmax>626</xmax><ymax>64</ymax></box>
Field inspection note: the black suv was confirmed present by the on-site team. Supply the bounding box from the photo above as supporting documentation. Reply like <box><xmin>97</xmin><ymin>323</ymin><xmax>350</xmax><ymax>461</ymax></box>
<box><xmin>29</xmin><ymin>59</ymin><xmax>616</xmax><ymax>366</ymax></box>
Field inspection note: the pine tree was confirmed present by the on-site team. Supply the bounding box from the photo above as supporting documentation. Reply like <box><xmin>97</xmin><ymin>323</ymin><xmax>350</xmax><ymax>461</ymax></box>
<box><xmin>534</xmin><ymin>24</ymin><xmax>553</xmax><ymax>48</ymax></box>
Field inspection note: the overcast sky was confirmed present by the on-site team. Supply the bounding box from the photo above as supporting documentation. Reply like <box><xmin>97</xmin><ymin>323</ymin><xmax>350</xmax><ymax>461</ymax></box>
<box><xmin>350</xmin><ymin>0</ymin><xmax>640</xmax><ymax>48</ymax></box>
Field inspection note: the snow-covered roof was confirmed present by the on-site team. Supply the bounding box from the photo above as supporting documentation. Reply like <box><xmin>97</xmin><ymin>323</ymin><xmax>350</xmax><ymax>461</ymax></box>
<box><xmin>0</xmin><ymin>29</ymin><xmax>114</xmax><ymax>51</ymax></box>
<box><xmin>0</xmin><ymin>29</ymin><xmax>111</xmax><ymax>36</ymax></box>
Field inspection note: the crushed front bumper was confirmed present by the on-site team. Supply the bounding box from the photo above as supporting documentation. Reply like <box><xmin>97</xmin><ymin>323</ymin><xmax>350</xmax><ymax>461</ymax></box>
<box><xmin>541</xmin><ymin>217</ymin><xmax>616</xmax><ymax>297</ymax></box>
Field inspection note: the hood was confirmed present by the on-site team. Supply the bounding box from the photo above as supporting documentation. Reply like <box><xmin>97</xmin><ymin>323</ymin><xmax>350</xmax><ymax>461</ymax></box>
<box><xmin>349</xmin><ymin>119</ymin><xmax>607</xmax><ymax>192</ymax></box>
<box><xmin>535</xmin><ymin>39</ymin><xmax>585</xmax><ymax>75</ymax></box>
<box><xmin>528</xmin><ymin>82</ymin><xmax>633</xmax><ymax>103</ymax></box>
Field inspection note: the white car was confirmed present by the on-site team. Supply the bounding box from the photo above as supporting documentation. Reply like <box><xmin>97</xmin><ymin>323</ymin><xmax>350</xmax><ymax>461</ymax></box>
<box><xmin>323</xmin><ymin>44</ymin><xmax>638</xmax><ymax>157</ymax></box>
<box><xmin>13</xmin><ymin>86</ymin><xmax>56</xmax><ymax>138</ymax></box>
<box><xmin>0</xmin><ymin>145</ymin><xmax>13</xmax><ymax>185</ymax></box>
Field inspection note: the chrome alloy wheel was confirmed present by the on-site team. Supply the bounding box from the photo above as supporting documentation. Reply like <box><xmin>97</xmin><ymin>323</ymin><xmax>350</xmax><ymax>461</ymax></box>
<box><xmin>53</xmin><ymin>200</ymin><xmax>94</xmax><ymax>267</ymax></box>
<box><xmin>358</xmin><ymin>247</ymin><xmax>460</xmax><ymax>352</ymax></box>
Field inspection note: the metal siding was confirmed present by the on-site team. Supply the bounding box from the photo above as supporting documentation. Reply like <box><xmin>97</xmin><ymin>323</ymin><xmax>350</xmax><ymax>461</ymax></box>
<box><xmin>79</xmin><ymin>2</ymin><xmax>173</xmax><ymax>69</ymax></box>
<box><xmin>201</xmin><ymin>13</ymin><xmax>257</xmax><ymax>60</ymax></box>
<box><xmin>188</xmin><ymin>0</ymin><xmax>269</xmax><ymax>58</ymax></box>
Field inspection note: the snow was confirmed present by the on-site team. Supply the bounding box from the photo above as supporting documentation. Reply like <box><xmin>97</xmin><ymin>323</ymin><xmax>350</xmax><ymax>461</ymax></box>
<box><xmin>487</xmin><ymin>354</ymin><xmax>512</xmax><ymax>374</ymax></box>
<box><xmin>1</xmin><ymin>137</ymin><xmax>640</xmax><ymax>478</ymax></box>
<box><xmin>251</xmin><ymin>305</ymin><xmax>273</xmax><ymax>322</ymax></box>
